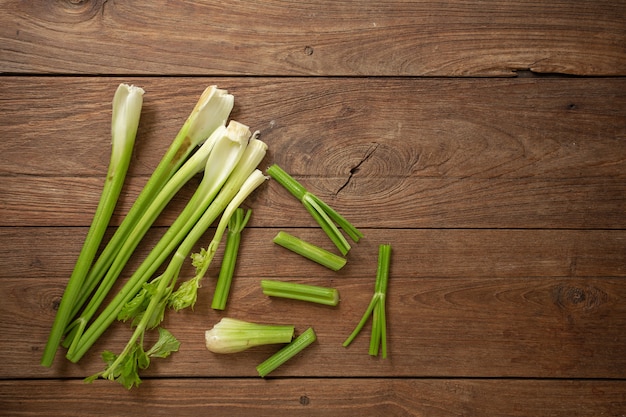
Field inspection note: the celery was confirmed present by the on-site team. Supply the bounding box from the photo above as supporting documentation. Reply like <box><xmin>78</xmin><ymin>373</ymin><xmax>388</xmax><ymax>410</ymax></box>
<box><xmin>256</xmin><ymin>327</ymin><xmax>317</xmax><ymax>377</ymax></box>
<box><xmin>261</xmin><ymin>279</ymin><xmax>339</xmax><ymax>306</ymax></box>
<box><xmin>273</xmin><ymin>231</ymin><xmax>346</xmax><ymax>271</ymax></box>
<box><xmin>267</xmin><ymin>164</ymin><xmax>363</xmax><ymax>255</ymax></box>
<box><xmin>87</xmin><ymin>169</ymin><xmax>267</xmax><ymax>387</ymax></box>
<box><xmin>66</xmin><ymin>125</ymin><xmax>264</xmax><ymax>364</ymax></box>
<box><xmin>41</xmin><ymin>84</ymin><xmax>144</xmax><ymax>367</ymax></box>
<box><xmin>204</xmin><ymin>318</ymin><xmax>294</xmax><ymax>353</ymax></box>
<box><xmin>70</xmin><ymin>86</ymin><xmax>233</xmax><ymax>319</ymax></box>
<box><xmin>62</xmin><ymin>133</ymin><xmax>216</xmax><ymax>350</ymax></box>
<box><xmin>343</xmin><ymin>244</ymin><xmax>391</xmax><ymax>358</ymax></box>
<box><xmin>169</xmin><ymin>169</ymin><xmax>266</xmax><ymax>311</ymax></box>
<box><xmin>210</xmin><ymin>207</ymin><xmax>252</xmax><ymax>310</ymax></box>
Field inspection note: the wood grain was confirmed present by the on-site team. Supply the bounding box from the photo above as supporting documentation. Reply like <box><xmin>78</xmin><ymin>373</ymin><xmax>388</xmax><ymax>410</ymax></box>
<box><xmin>1</xmin><ymin>379</ymin><xmax>624</xmax><ymax>416</ymax></box>
<box><xmin>1</xmin><ymin>0</ymin><xmax>625</xmax><ymax>76</ymax></box>
<box><xmin>1</xmin><ymin>228</ymin><xmax>624</xmax><ymax>379</ymax></box>
<box><xmin>1</xmin><ymin>77</ymin><xmax>625</xmax><ymax>228</ymax></box>
<box><xmin>1</xmin><ymin>1</ymin><xmax>625</xmax><ymax>413</ymax></box>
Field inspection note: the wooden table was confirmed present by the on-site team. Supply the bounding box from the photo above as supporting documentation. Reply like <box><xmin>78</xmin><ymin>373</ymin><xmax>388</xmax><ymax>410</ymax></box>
<box><xmin>1</xmin><ymin>1</ymin><xmax>625</xmax><ymax>415</ymax></box>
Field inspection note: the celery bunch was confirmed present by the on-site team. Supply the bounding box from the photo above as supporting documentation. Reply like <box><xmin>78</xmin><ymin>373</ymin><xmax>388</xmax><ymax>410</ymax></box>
<box><xmin>41</xmin><ymin>84</ymin><xmax>271</xmax><ymax>389</ymax></box>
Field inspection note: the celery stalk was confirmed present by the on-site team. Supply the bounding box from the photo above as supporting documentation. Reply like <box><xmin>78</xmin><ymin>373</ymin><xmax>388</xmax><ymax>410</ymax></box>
<box><xmin>256</xmin><ymin>327</ymin><xmax>317</xmax><ymax>377</ymax></box>
<box><xmin>261</xmin><ymin>279</ymin><xmax>339</xmax><ymax>306</ymax></box>
<box><xmin>342</xmin><ymin>243</ymin><xmax>391</xmax><ymax>358</ymax></box>
<box><xmin>267</xmin><ymin>164</ymin><xmax>363</xmax><ymax>255</ymax></box>
<box><xmin>210</xmin><ymin>207</ymin><xmax>252</xmax><ymax>310</ymax></box>
<box><xmin>273</xmin><ymin>231</ymin><xmax>347</xmax><ymax>271</ymax></box>
<box><xmin>205</xmin><ymin>318</ymin><xmax>294</xmax><ymax>353</ymax></box>
<box><xmin>41</xmin><ymin>84</ymin><xmax>144</xmax><ymax>367</ymax></box>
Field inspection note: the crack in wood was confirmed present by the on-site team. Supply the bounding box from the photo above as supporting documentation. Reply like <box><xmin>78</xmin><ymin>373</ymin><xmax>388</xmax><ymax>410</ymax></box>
<box><xmin>335</xmin><ymin>142</ymin><xmax>379</xmax><ymax>195</ymax></box>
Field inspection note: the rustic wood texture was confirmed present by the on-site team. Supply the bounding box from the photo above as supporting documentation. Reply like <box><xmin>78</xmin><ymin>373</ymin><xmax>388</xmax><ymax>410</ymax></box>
<box><xmin>1</xmin><ymin>0</ymin><xmax>625</xmax><ymax>415</ymax></box>
<box><xmin>1</xmin><ymin>0</ymin><xmax>625</xmax><ymax>76</ymax></box>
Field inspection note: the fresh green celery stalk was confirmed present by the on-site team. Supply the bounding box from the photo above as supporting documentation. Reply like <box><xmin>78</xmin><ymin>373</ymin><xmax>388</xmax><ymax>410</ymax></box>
<box><xmin>342</xmin><ymin>243</ymin><xmax>391</xmax><ymax>358</ymax></box>
<box><xmin>63</xmin><ymin>86</ymin><xmax>233</xmax><ymax>341</ymax></box>
<box><xmin>261</xmin><ymin>279</ymin><xmax>339</xmax><ymax>306</ymax></box>
<box><xmin>69</xmin><ymin>136</ymin><xmax>267</xmax><ymax>364</ymax></box>
<box><xmin>273</xmin><ymin>231</ymin><xmax>346</xmax><ymax>271</ymax></box>
<box><xmin>210</xmin><ymin>208</ymin><xmax>252</xmax><ymax>310</ymax></box>
<box><xmin>88</xmin><ymin>169</ymin><xmax>268</xmax><ymax>388</ymax></box>
<box><xmin>267</xmin><ymin>164</ymin><xmax>363</xmax><ymax>255</ymax></box>
<box><xmin>205</xmin><ymin>318</ymin><xmax>294</xmax><ymax>353</ymax></box>
<box><xmin>256</xmin><ymin>327</ymin><xmax>317</xmax><ymax>377</ymax></box>
<box><xmin>66</xmin><ymin>124</ymin><xmax>259</xmax><ymax>364</ymax></box>
<box><xmin>41</xmin><ymin>84</ymin><xmax>144</xmax><ymax>367</ymax></box>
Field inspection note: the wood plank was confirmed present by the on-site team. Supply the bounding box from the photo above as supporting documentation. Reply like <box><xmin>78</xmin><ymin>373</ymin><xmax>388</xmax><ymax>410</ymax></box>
<box><xmin>2</xmin><ymin>77</ymin><xmax>625</xmax><ymax>177</ymax></box>
<box><xmin>2</xmin><ymin>228</ymin><xmax>624</xmax><ymax>379</ymax></box>
<box><xmin>1</xmin><ymin>77</ymin><xmax>625</xmax><ymax>228</ymax></box>
<box><xmin>3</xmin><ymin>175</ymin><xmax>625</xmax><ymax>229</ymax></box>
<box><xmin>2</xmin><ymin>227</ymin><xmax>625</xmax><ymax>281</ymax></box>
<box><xmin>1</xmin><ymin>1</ymin><xmax>625</xmax><ymax>76</ymax></box>
<box><xmin>0</xmin><ymin>379</ymin><xmax>624</xmax><ymax>416</ymax></box>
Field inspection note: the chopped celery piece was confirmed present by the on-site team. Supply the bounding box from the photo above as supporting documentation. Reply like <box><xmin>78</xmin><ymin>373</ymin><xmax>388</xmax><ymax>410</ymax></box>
<box><xmin>211</xmin><ymin>208</ymin><xmax>252</xmax><ymax>310</ymax></box>
<box><xmin>261</xmin><ymin>279</ymin><xmax>339</xmax><ymax>306</ymax></box>
<box><xmin>273</xmin><ymin>231</ymin><xmax>346</xmax><ymax>271</ymax></box>
<box><xmin>256</xmin><ymin>327</ymin><xmax>317</xmax><ymax>377</ymax></box>
<box><xmin>267</xmin><ymin>164</ymin><xmax>363</xmax><ymax>256</ymax></box>
<box><xmin>42</xmin><ymin>83</ymin><xmax>144</xmax><ymax>367</ymax></box>
<box><xmin>343</xmin><ymin>244</ymin><xmax>391</xmax><ymax>358</ymax></box>
<box><xmin>205</xmin><ymin>318</ymin><xmax>294</xmax><ymax>354</ymax></box>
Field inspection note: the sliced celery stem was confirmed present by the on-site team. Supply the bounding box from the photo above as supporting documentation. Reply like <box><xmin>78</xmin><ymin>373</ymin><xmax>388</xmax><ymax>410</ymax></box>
<box><xmin>67</xmin><ymin>138</ymin><xmax>266</xmax><ymax>363</ymax></box>
<box><xmin>273</xmin><ymin>231</ymin><xmax>346</xmax><ymax>271</ymax></box>
<box><xmin>342</xmin><ymin>243</ymin><xmax>391</xmax><ymax>358</ymax></box>
<box><xmin>261</xmin><ymin>279</ymin><xmax>339</xmax><ymax>306</ymax></box>
<box><xmin>41</xmin><ymin>84</ymin><xmax>143</xmax><ymax>368</ymax></box>
<box><xmin>256</xmin><ymin>327</ymin><xmax>317</xmax><ymax>377</ymax></box>
<box><xmin>211</xmin><ymin>208</ymin><xmax>252</xmax><ymax>310</ymax></box>
<box><xmin>69</xmin><ymin>86</ymin><xmax>233</xmax><ymax>323</ymax></box>
<box><xmin>266</xmin><ymin>163</ymin><xmax>307</xmax><ymax>200</ymax></box>
<box><xmin>267</xmin><ymin>164</ymin><xmax>363</xmax><ymax>256</ymax></box>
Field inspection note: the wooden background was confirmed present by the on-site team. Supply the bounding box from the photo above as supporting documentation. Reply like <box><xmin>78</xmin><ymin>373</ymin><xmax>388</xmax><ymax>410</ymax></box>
<box><xmin>1</xmin><ymin>0</ymin><xmax>625</xmax><ymax>415</ymax></box>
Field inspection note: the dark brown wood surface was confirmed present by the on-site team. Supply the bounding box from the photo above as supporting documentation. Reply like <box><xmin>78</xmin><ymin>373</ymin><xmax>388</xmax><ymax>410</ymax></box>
<box><xmin>1</xmin><ymin>1</ymin><xmax>625</xmax><ymax>415</ymax></box>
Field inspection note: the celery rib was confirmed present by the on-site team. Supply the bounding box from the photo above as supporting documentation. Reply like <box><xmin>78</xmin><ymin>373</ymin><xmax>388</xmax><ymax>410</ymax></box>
<box><xmin>256</xmin><ymin>327</ymin><xmax>317</xmax><ymax>377</ymax></box>
<box><xmin>261</xmin><ymin>279</ymin><xmax>339</xmax><ymax>306</ymax></box>
<box><xmin>41</xmin><ymin>84</ymin><xmax>144</xmax><ymax>367</ymax></box>
<box><xmin>273</xmin><ymin>231</ymin><xmax>346</xmax><ymax>271</ymax></box>
<box><xmin>211</xmin><ymin>208</ymin><xmax>252</xmax><ymax>310</ymax></box>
